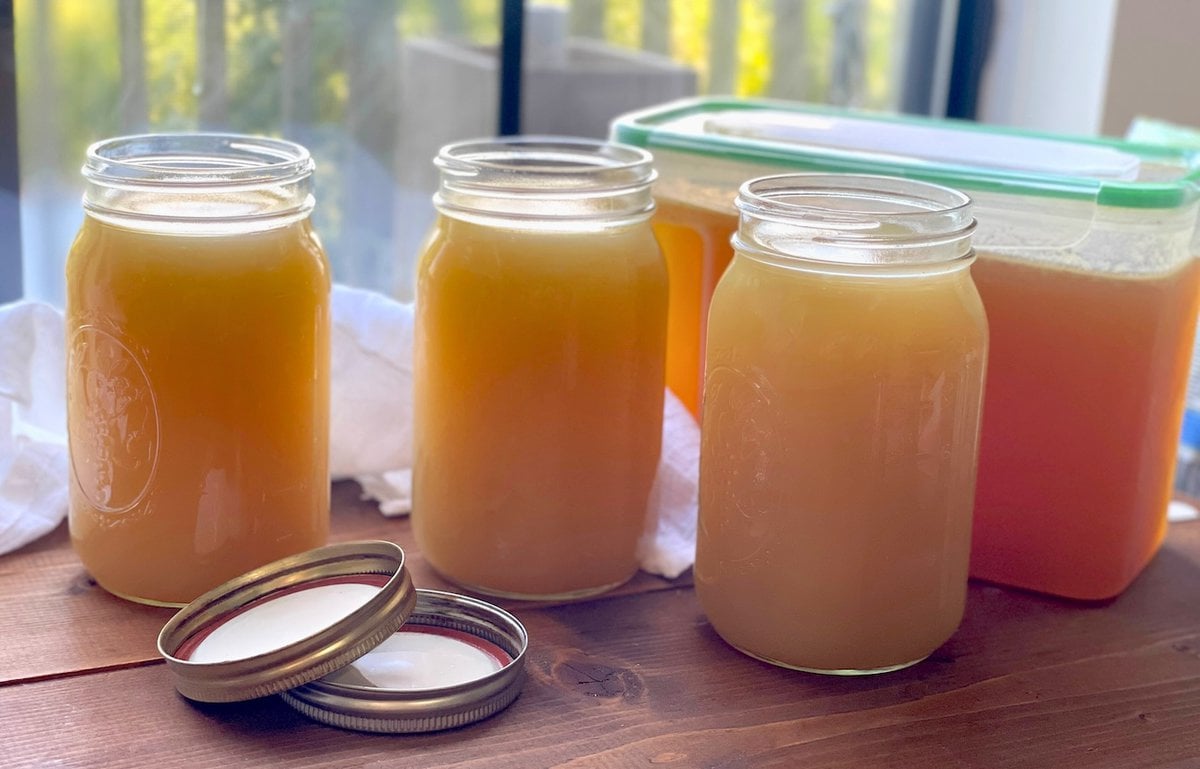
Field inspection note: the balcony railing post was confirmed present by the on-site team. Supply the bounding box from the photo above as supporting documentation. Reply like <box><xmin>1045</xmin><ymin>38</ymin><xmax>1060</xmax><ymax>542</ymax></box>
<box><xmin>708</xmin><ymin>0</ymin><xmax>739</xmax><ymax>94</ymax></box>
<box><xmin>118</xmin><ymin>0</ymin><xmax>147</xmax><ymax>133</ymax></box>
<box><xmin>281</xmin><ymin>0</ymin><xmax>313</xmax><ymax>138</ymax></box>
<box><xmin>768</xmin><ymin>0</ymin><xmax>810</xmax><ymax>100</ymax></box>
<box><xmin>569</xmin><ymin>0</ymin><xmax>604</xmax><ymax>39</ymax></box>
<box><xmin>829</xmin><ymin>0</ymin><xmax>867</xmax><ymax>106</ymax></box>
<box><xmin>196</xmin><ymin>0</ymin><xmax>228</xmax><ymax>128</ymax></box>
<box><xmin>641</xmin><ymin>0</ymin><xmax>669</xmax><ymax>55</ymax></box>
<box><xmin>342</xmin><ymin>0</ymin><xmax>399</xmax><ymax>287</ymax></box>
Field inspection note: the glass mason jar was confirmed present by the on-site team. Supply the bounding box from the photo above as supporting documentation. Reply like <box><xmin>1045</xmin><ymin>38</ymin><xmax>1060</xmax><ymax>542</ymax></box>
<box><xmin>67</xmin><ymin>134</ymin><xmax>331</xmax><ymax>607</ymax></box>
<box><xmin>696</xmin><ymin>174</ymin><xmax>987</xmax><ymax>674</ymax></box>
<box><xmin>413</xmin><ymin>137</ymin><xmax>668</xmax><ymax>600</ymax></box>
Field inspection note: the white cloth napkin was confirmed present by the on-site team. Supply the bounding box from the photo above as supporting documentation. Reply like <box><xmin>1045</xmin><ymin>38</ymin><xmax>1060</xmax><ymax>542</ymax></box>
<box><xmin>0</xmin><ymin>287</ymin><xmax>701</xmax><ymax>578</ymax></box>
<box><xmin>0</xmin><ymin>302</ymin><xmax>69</xmax><ymax>556</ymax></box>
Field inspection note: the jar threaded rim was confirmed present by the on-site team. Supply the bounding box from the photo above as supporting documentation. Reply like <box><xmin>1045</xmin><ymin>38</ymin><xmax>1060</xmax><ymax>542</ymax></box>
<box><xmin>734</xmin><ymin>173</ymin><xmax>977</xmax><ymax>270</ymax></box>
<box><xmin>82</xmin><ymin>133</ymin><xmax>315</xmax><ymax>229</ymax></box>
<box><xmin>434</xmin><ymin>136</ymin><xmax>656</xmax><ymax>224</ymax></box>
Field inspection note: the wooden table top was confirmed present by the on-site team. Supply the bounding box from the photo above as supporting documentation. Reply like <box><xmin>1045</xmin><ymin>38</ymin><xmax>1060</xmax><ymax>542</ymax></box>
<box><xmin>3</xmin><ymin>482</ymin><xmax>1199</xmax><ymax>769</ymax></box>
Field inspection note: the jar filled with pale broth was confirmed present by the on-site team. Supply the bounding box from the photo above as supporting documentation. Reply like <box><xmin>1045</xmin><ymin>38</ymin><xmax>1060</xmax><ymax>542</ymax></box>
<box><xmin>696</xmin><ymin>174</ymin><xmax>987</xmax><ymax>674</ymax></box>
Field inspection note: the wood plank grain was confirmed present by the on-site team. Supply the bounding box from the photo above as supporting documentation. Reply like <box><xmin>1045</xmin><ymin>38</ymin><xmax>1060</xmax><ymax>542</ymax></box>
<box><xmin>4</xmin><ymin>525</ymin><xmax>1200</xmax><ymax>769</ymax></box>
<box><xmin>0</xmin><ymin>481</ymin><xmax>682</xmax><ymax>684</ymax></box>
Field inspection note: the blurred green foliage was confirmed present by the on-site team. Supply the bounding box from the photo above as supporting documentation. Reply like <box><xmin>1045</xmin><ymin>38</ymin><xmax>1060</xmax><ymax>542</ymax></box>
<box><xmin>14</xmin><ymin>0</ymin><xmax>898</xmax><ymax>180</ymax></box>
<box><xmin>12</xmin><ymin>0</ymin><xmax>900</xmax><ymax>296</ymax></box>
<box><xmin>13</xmin><ymin>0</ymin><xmax>501</xmax><ymax>179</ymax></box>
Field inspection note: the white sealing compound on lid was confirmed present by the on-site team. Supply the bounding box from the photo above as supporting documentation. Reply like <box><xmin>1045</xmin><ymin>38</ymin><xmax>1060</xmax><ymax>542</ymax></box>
<box><xmin>323</xmin><ymin>628</ymin><xmax>509</xmax><ymax>690</ymax></box>
<box><xmin>187</xmin><ymin>582</ymin><xmax>382</xmax><ymax>664</ymax></box>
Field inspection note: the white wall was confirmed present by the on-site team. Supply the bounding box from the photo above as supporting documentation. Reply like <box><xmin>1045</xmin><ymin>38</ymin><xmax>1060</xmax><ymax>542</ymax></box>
<box><xmin>975</xmin><ymin>0</ymin><xmax>1118</xmax><ymax>136</ymax></box>
<box><xmin>1102</xmin><ymin>0</ymin><xmax>1200</xmax><ymax>136</ymax></box>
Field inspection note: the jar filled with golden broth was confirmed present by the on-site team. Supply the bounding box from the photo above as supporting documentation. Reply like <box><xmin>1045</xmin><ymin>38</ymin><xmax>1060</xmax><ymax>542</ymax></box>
<box><xmin>696</xmin><ymin>174</ymin><xmax>986</xmax><ymax>674</ymax></box>
<box><xmin>413</xmin><ymin>137</ymin><xmax>667</xmax><ymax>600</ymax></box>
<box><xmin>67</xmin><ymin>134</ymin><xmax>331</xmax><ymax>607</ymax></box>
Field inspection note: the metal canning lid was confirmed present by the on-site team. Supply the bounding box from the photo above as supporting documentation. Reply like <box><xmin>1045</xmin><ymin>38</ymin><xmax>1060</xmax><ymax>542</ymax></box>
<box><xmin>157</xmin><ymin>540</ymin><xmax>417</xmax><ymax>703</ymax></box>
<box><xmin>281</xmin><ymin>589</ymin><xmax>529</xmax><ymax>734</ymax></box>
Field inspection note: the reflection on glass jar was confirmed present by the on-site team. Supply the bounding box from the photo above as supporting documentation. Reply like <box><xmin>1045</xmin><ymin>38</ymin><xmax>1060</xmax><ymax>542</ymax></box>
<box><xmin>413</xmin><ymin>137</ymin><xmax>667</xmax><ymax>601</ymax></box>
<box><xmin>696</xmin><ymin>174</ymin><xmax>987</xmax><ymax>674</ymax></box>
<box><xmin>67</xmin><ymin>134</ymin><xmax>331</xmax><ymax>607</ymax></box>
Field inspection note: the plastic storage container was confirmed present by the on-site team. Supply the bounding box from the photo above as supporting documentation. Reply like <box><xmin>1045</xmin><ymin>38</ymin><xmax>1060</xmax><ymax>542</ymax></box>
<box><xmin>612</xmin><ymin>98</ymin><xmax>1200</xmax><ymax>601</ymax></box>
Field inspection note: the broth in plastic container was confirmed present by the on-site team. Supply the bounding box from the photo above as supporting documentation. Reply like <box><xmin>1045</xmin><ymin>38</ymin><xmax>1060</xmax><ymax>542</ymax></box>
<box><xmin>613</xmin><ymin>99</ymin><xmax>1200</xmax><ymax>600</ymax></box>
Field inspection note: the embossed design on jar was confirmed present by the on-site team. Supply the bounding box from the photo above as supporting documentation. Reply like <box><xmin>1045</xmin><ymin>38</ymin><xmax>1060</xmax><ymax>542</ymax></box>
<box><xmin>697</xmin><ymin>364</ymin><xmax>784</xmax><ymax>580</ymax></box>
<box><xmin>67</xmin><ymin>325</ymin><xmax>160</xmax><ymax>514</ymax></box>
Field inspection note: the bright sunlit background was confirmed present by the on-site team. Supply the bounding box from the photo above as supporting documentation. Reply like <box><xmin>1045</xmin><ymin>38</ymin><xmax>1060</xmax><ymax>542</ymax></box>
<box><xmin>7</xmin><ymin>0</ymin><xmax>925</xmax><ymax>306</ymax></box>
<box><xmin>0</xmin><ymin>0</ymin><xmax>1188</xmax><ymax>308</ymax></box>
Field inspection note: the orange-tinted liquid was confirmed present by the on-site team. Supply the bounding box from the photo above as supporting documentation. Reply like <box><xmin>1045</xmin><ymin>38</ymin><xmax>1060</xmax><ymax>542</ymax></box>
<box><xmin>67</xmin><ymin>216</ymin><xmax>331</xmax><ymax>606</ymax></box>
<box><xmin>413</xmin><ymin>215</ymin><xmax>668</xmax><ymax>599</ymax></box>
<box><xmin>696</xmin><ymin>252</ymin><xmax>987</xmax><ymax>672</ymax></box>
<box><xmin>659</xmin><ymin>188</ymin><xmax>1200</xmax><ymax>600</ymax></box>
<box><xmin>653</xmin><ymin>200</ymin><xmax>736</xmax><ymax>416</ymax></box>
<box><xmin>970</xmin><ymin>253</ymin><xmax>1200</xmax><ymax>599</ymax></box>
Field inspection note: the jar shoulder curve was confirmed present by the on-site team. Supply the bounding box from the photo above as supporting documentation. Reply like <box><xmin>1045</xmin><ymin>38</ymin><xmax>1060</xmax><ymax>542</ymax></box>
<box><xmin>70</xmin><ymin>215</ymin><xmax>329</xmax><ymax>268</ymax></box>
<box><xmin>419</xmin><ymin>214</ymin><xmax>666</xmax><ymax>278</ymax></box>
<box><xmin>708</xmin><ymin>254</ymin><xmax>988</xmax><ymax>351</ymax></box>
<box><xmin>297</xmin><ymin>219</ymin><xmax>332</xmax><ymax>290</ymax></box>
<box><xmin>65</xmin><ymin>216</ymin><xmax>103</xmax><ymax>274</ymax></box>
<box><xmin>959</xmin><ymin>264</ymin><xmax>989</xmax><ymax>343</ymax></box>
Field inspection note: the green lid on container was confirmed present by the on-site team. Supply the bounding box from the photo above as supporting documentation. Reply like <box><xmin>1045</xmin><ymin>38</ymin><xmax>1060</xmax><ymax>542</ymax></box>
<box><xmin>611</xmin><ymin>97</ymin><xmax>1200</xmax><ymax>210</ymax></box>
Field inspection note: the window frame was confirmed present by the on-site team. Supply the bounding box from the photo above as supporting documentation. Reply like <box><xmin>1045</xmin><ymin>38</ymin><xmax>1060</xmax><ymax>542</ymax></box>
<box><xmin>1</xmin><ymin>0</ymin><xmax>21</xmax><ymax>304</ymax></box>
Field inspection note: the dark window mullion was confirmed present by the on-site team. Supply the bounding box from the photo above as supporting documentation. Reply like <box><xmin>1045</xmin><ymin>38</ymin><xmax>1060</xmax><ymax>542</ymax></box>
<box><xmin>0</xmin><ymin>0</ymin><xmax>21</xmax><ymax>303</ymax></box>
<box><xmin>498</xmin><ymin>0</ymin><xmax>523</xmax><ymax>136</ymax></box>
<box><xmin>945</xmin><ymin>0</ymin><xmax>996</xmax><ymax>120</ymax></box>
